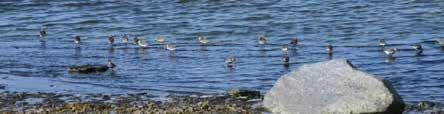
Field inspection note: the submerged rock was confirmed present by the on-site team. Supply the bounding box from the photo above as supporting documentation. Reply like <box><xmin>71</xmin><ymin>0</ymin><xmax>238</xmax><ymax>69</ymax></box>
<box><xmin>263</xmin><ymin>59</ymin><xmax>405</xmax><ymax>114</ymax></box>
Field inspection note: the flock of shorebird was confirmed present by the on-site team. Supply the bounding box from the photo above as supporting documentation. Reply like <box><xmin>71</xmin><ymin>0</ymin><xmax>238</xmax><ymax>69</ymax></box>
<box><xmin>38</xmin><ymin>27</ymin><xmax>444</xmax><ymax>70</ymax></box>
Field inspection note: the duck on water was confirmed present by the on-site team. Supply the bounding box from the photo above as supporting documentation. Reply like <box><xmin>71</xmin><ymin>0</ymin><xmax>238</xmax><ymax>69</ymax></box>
<box><xmin>68</xmin><ymin>60</ymin><xmax>116</xmax><ymax>73</ymax></box>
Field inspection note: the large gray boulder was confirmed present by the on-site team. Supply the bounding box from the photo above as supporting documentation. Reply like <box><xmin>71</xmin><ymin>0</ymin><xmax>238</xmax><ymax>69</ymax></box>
<box><xmin>263</xmin><ymin>59</ymin><xmax>405</xmax><ymax>114</ymax></box>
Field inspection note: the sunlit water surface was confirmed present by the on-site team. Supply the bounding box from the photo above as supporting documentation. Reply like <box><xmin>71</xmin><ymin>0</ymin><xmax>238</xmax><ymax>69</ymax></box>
<box><xmin>0</xmin><ymin>0</ymin><xmax>443</xmax><ymax>103</ymax></box>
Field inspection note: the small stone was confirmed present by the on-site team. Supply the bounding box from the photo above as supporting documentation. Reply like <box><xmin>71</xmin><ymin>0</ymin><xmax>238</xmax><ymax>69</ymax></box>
<box><xmin>415</xmin><ymin>101</ymin><xmax>437</xmax><ymax>111</ymax></box>
<box><xmin>102</xmin><ymin>95</ymin><xmax>111</xmax><ymax>101</ymax></box>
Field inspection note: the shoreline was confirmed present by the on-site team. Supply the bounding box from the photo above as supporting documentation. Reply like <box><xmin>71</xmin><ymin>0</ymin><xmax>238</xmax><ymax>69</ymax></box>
<box><xmin>0</xmin><ymin>91</ymin><xmax>442</xmax><ymax>113</ymax></box>
<box><xmin>0</xmin><ymin>89</ymin><xmax>265</xmax><ymax>113</ymax></box>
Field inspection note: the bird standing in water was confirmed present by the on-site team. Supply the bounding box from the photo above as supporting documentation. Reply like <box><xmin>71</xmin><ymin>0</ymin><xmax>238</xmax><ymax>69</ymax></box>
<box><xmin>121</xmin><ymin>34</ymin><xmax>129</xmax><ymax>43</ymax></box>
<box><xmin>39</xmin><ymin>26</ymin><xmax>46</xmax><ymax>38</ymax></box>
<box><xmin>436</xmin><ymin>39</ymin><xmax>444</xmax><ymax>47</ymax></box>
<box><xmin>325</xmin><ymin>44</ymin><xmax>333</xmax><ymax>54</ymax></box>
<box><xmin>166</xmin><ymin>44</ymin><xmax>176</xmax><ymax>51</ymax></box>
<box><xmin>281</xmin><ymin>44</ymin><xmax>289</xmax><ymax>52</ymax></box>
<box><xmin>107</xmin><ymin>60</ymin><xmax>116</xmax><ymax>69</ymax></box>
<box><xmin>108</xmin><ymin>35</ymin><xmax>114</xmax><ymax>45</ymax></box>
<box><xmin>412</xmin><ymin>43</ymin><xmax>423</xmax><ymax>55</ymax></box>
<box><xmin>258</xmin><ymin>35</ymin><xmax>266</xmax><ymax>45</ymax></box>
<box><xmin>282</xmin><ymin>55</ymin><xmax>290</xmax><ymax>67</ymax></box>
<box><xmin>137</xmin><ymin>39</ymin><xmax>148</xmax><ymax>48</ymax></box>
<box><xmin>384</xmin><ymin>48</ymin><xmax>397</xmax><ymax>57</ymax></box>
<box><xmin>290</xmin><ymin>38</ymin><xmax>298</xmax><ymax>46</ymax></box>
<box><xmin>225</xmin><ymin>56</ymin><xmax>236</xmax><ymax>68</ymax></box>
<box><xmin>133</xmin><ymin>37</ymin><xmax>140</xmax><ymax>45</ymax></box>
<box><xmin>198</xmin><ymin>35</ymin><xmax>208</xmax><ymax>44</ymax></box>
<box><xmin>156</xmin><ymin>35</ymin><xmax>165</xmax><ymax>43</ymax></box>
<box><xmin>379</xmin><ymin>39</ymin><xmax>386</xmax><ymax>47</ymax></box>
<box><xmin>74</xmin><ymin>36</ymin><xmax>81</xmax><ymax>44</ymax></box>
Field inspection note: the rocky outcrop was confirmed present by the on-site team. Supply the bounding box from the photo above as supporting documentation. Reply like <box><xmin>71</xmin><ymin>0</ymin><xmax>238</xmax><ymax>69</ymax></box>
<box><xmin>263</xmin><ymin>59</ymin><xmax>405</xmax><ymax>114</ymax></box>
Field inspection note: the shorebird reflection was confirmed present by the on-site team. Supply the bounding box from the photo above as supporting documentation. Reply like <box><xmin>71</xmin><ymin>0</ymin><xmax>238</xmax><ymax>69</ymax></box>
<box><xmin>327</xmin><ymin>53</ymin><xmax>333</xmax><ymax>60</ymax></box>
<box><xmin>108</xmin><ymin>47</ymin><xmax>115</xmax><ymax>53</ymax></box>
<box><xmin>168</xmin><ymin>51</ymin><xmax>176</xmax><ymax>64</ymax></box>
<box><xmin>200</xmin><ymin>46</ymin><xmax>208</xmax><ymax>57</ymax></box>
<box><xmin>385</xmin><ymin>56</ymin><xmax>396</xmax><ymax>62</ymax></box>
<box><xmin>39</xmin><ymin>40</ymin><xmax>46</xmax><ymax>49</ymax></box>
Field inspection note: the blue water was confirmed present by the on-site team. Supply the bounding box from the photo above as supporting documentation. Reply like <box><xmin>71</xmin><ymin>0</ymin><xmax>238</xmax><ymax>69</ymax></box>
<box><xmin>0</xmin><ymin>0</ymin><xmax>443</xmax><ymax>103</ymax></box>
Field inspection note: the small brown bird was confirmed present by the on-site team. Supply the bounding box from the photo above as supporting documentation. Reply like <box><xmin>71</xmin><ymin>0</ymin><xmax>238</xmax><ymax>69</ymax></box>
<box><xmin>39</xmin><ymin>26</ymin><xmax>46</xmax><ymax>38</ymax></box>
<box><xmin>166</xmin><ymin>44</ymin><xmax>176</xmax><ymax>51</ymax></box>
<box><xmin>379</xmin><ymin>39</ymin><xmax>386</xmax><ymax>47</ymax></box>
<box><xmin>325</xmin><ymin>44</ymin><xmax>333</xmax><ymax>54</ymax></box>
<box><xmin>74</xmin><ymin>36</ymin><xmax>81</xmax><ymax>44</ymax></box>
<box><xmin>107</xmin><ymin>60</ymin><xmax>116</xmax><ymax>69</ymax></box>
<box><xmin>156</xmin><ymin>35</ymin><xmax>165</xmax><ymax>43</ymax></box>
<box><xmin>384</xmin><ymin>48</ymin><xmax>397</xmax><ymax>57</ymax></box>
<box><xmin>436</xmin><ymin>39</ymin><xmax>444</xmax><ymax>47</ymax></box>
<box><xmin>108</xmin><ymin>35</ymin><xmax>114</xmax><ymax>45</ymax></box>
<box><xmin>290</xmin><ymin>38</ymin><xmax>298</xmax><ymax>46</ymax></box>
<box><xmin>258</xmin><ymin>35</ymin><xmax>266</xmax><ymax>45</ymax></box>
<box><xmin>121</xmin><ymin>34</ymin><xmax>129</xmax><ymax>43</ymax></box>
<box><xmin>282</xmin><ymin>55</ymin><xmax>290</xmax><ymax>66</ymax></box>
<box><xmin>225</xmin><ymin>56</ymin><xmax>236</xmax><ymax>67</ymax></box>
<box><xmin>137</xmin><ymin>39</ymin><xmax>148</xmax><ymax>48</ymax></box>
<box><xmin>412</xmin><ymin>43</ymin><xmax>423</xmax><ymax>55</ymax></box>
<box><xmin>198</xmin><ymin>35</ymin><xmax>208</xmax><ymax>44</ymax></box>
<box><xmin>133</xmin><ymin>37</ymin><xmax>140</xmax><ymax>45</ymax></box>
<box><xmin>281</xmin><ymin>44</ymin><xmax>289</xmax><ymax>52</ymax></box>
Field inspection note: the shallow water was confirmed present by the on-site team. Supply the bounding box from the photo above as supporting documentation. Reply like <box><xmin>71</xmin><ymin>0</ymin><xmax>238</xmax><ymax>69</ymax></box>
<box><xmin>0</xmin><ymin>0</ymin><xmax>443</xmax><ymax>103</ymax></box>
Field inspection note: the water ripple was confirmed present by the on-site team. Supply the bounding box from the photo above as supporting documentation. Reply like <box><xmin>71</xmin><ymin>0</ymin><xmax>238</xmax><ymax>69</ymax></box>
<box><xmin>0</xmin><ymin>0</ymin><xmax>443</xmax><ymax>103</ymax></box>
